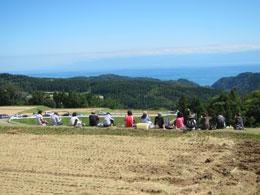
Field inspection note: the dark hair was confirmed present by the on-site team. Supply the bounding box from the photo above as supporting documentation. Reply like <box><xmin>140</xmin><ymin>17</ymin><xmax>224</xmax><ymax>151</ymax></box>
<box><xmin>127</xmin><ymin>110</ymin><xmax>132</xmax><ymax>116</ymax></box>
<box><xmin>202</xmin><ymin>112</ymin><xmax>207</xmax><ymax>117</ymax></box>
<box><xmin>72</xmin><ymin>112</ymin><xmax>77</xmax><ymax>116</ymax></box>
<box><xmin>177</xmin><ymin>112</ymin><xmax>183</xmax><ymax>118</ymax></box>
<box><xmin>236</xmin><ymin>112</ymin><xmax>241</xmax><ymax>116</ymax></box>
<box><xmin>141</xmin><ymin>113</ymin><xmax>147</xmax><ymax>119</ymax></box>
<box><xmin>38</xmin><ymin>110</ymin><xmax>42</xmax><ymax>114</ymax></box>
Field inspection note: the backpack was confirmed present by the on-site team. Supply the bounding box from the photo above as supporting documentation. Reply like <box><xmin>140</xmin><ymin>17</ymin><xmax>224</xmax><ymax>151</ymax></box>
<box><xmin>186</xmin><ymin>118</ymin><xmax>196</xmax><ymax>129</ymax></box>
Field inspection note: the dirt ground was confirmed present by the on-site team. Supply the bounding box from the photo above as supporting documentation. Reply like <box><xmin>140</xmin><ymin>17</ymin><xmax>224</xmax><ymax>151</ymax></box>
<box><xmin>0</xmin><ymin>134</ymin><xmax>259</xmax><ymax>194</ymax></box>
<box><xmin>0</xmin><ymin>106</ymin><xmax>36</xmax><ymax>115</ymax></box>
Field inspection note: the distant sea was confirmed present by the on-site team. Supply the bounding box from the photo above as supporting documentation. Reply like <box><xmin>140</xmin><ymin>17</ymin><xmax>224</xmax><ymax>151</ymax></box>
<box><xmin>18</xmin><ymin>64</ymin><xmax>260</xmax><ymax>86</ymax></box>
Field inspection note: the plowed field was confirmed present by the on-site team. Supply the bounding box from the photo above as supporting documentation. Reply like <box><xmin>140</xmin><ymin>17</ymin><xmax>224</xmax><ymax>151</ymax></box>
<box><xmin>0</xmin><ymin>134</ymin><xmax>259</xmax><ymax>194</ymax></box>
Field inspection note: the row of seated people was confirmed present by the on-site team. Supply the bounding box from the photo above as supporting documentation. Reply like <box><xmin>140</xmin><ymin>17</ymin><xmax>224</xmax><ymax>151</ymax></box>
<box><xmin>35</xmin><ymin>110</ymin><xmax>244</xmax><ymax>130</ymax></box>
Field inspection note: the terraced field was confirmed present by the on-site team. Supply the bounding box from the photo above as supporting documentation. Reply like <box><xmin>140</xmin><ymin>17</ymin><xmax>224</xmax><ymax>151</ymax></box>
<box><xmin>0</xmin><ymin>133</ymin><xmax>259</xmax><ymax>194</ymax></box>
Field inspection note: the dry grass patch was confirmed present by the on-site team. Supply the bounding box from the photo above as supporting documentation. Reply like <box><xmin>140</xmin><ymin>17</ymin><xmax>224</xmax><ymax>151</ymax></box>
<box><xmin>0</xmin><ymin>106</ymin><xmax>36</xmax><ymax>115</ymax></box>
<box><xmin>0</xmin><ymin>134</ymin><xmax>259</xmax><ymax>194</ymax></box>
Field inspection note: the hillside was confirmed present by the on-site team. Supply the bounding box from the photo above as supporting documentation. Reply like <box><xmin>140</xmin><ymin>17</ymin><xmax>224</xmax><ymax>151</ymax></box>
<box><xmin>212</xmin><ymin>72</ymin><xmax>260</xmax><ymax>92</ymax></box>
<box><xmin>0</xmin><ymin>73</ymin><xmax>223</xmax><ymax>109</ymax></box>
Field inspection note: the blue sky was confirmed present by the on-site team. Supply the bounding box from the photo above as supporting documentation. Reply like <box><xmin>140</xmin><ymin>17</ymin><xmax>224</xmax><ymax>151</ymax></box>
<box><xmin>0</xmin><ymin>0</ymin><xmax>260</xmax><ymax>74</ymax></box>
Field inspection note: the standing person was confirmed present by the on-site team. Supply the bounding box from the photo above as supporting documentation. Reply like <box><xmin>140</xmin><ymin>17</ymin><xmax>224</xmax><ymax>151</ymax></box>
<box><xmin>69</xmin><ymin>112</ymin><xmax>82</xmax><ymax>127</ymax></box>
<box><xmin>154</xmin><ymin>112</ymin><xmax>165</xmax><ymax>129</ymax></box>
<box><xmin>104</xmin><ymin>112</ymin><xmax>115</xmax><ymax>127</ymax></box>
<box><xmin>216</xmin><ymin>113</ymin><xmax>225</xmax><ymax>129</ymax></box>
<box><xmin>234</xmin><ymin>112</ymin><xmax>244</xmax><ymax>130</ymax></box>
<box><xmin>176</xmin><ymin>112</ymin><xmax>185</xmax><ymax>129</ymax></box>
<box><xmin>51</xmin><ymin>112</ymin><xmax>63</xmax><ymax>126</ymax></box>
<box><xmin>200</xmin><ymin>112</ymin><xmax>212</xmax><ymax>130</ymax></box>
<box><xmin>89</xmin><ymin>111</ymin><xmax>100</xmax><ymax>126</ymax></box>
<box><xmin>125</xmin><ymin>110</ymin><xmax>136</xmax><ymax>127</ymax></box>
<box><xmin>36</xmin><ymin>110</ymin><xmax>48</xmax><ymax>126</ymax></box>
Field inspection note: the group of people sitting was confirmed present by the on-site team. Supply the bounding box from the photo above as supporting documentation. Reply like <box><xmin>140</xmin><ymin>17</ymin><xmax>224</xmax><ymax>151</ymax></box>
<box><xmin>173</xmin><ymin>111</ymin><xmax>244</xmax><ymax>130</ymax></box>
<box><xmin>35</xmin><ymin>110</ymin><xmax>245</xmax><ymax>130</ymax></box>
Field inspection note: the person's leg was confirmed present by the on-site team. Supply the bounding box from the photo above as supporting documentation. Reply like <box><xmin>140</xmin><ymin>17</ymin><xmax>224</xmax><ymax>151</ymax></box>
<box><xmin>57</xmin><ymin>121</ymin><xmax>63</xmax><ymax>126</ymax></box>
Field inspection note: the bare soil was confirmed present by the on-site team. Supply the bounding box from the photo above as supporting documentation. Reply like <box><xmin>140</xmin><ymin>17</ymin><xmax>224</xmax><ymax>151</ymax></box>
<box><xmin>0</xmin><ymin>106</ymin><xmax>36</xmax><ymax>115</ymax></box>
<box><xmin>0</xmin><ymin>134</ymin><xmax>259</xmax><ymax>194</ymax></box>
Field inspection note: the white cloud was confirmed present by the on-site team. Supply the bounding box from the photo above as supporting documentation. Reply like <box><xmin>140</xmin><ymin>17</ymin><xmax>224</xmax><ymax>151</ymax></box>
<box><xmin>1</xmin><ymin>44</ymin><xmax>260</xmax><ymax>69</ymax></box>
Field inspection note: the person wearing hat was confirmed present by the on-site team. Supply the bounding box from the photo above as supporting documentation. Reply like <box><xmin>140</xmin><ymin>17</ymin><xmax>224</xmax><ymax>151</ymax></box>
<box><xmin>154</xmin><ymin>112</ymin><xmax>165</xmax><ymax>130</ymax></box>
<box><xmin>51</xmin><ymin>111</ymin><xmax>63</xmax><ymax>126</ymax></box>
<box><xmin>104</xmin><ymin>112</ymin><xmax>115</xmax><ymax>127</ymax></box>
<box><xmin>186</xmin><ymin>114</ymin><xmax>196</xmax><ymax>130</ymax></box>
<box><xmin>89</xmin><ymin>111</ymin><xmax>100</xmax><ymax>126</ymax></box>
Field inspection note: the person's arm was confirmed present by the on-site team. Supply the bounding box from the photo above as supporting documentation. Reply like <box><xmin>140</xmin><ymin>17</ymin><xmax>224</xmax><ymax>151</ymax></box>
<box><xmin>74</xmin><ymin>119</ymin><xmax>78</xmax><ymax>126</ymax></box>
<box><xmin>154</xmin><ymin>117</ymin><xmax>157</xmax><ymax>126</ymax></box>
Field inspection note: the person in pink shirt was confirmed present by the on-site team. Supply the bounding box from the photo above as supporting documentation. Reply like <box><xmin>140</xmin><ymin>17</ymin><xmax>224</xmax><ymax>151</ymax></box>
<box><xmin>176</xmin><ymin>112</ymin><xmax>185</xmax><ymax>129</ymax></box>
<box><xmin>125</xmin><ymin>110</ymin><xmax>136</xmax><ymax>127</ymax></box>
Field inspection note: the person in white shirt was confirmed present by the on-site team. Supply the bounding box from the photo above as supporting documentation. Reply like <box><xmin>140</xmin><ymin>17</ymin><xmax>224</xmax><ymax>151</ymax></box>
<box><xmin>51</xmin><ymin>112</ymin><xmax>63</xmax><ymax>126</ymax></box>
<box><xmin>104</xmin><ymin>112</ymin><xmax>115</xmax><ymax>127</ymax></box>
<box><xmin>36</xmin><ymin>110</ymin><xmax>48</xmax><ymax>126</ymax></box>
<box><xmin>69</xmin><ymin>112</ymin><xmax>82</xmax><ymax>127</ymax></box>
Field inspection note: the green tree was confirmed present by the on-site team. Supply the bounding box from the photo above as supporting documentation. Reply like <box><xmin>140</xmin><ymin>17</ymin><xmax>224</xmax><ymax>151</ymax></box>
<box><xmin>0</xmin><ymin>83</ymin><xmax>22</xmax><ymax>105</ymax></box>
<box><xmin>29</xmin><ymin>91</ymin><xmax>45</xmax><ymax>105</ymax></box>
<box><xmin>177</xmin><ymin>95</ymin><xmax>189</xmax><ymax>122</ymax></box>
<box><xmin>190</xmin><ymin>96</ymin><xmax>205</xmax><ymax>121</ymax></box>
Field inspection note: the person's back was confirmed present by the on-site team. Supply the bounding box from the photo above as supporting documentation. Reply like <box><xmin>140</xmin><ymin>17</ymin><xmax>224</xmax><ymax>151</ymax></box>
<box><xmin>154</xmin><ymin>112</ymin><xmax>165</xmax><ymax>129</ymax></box>
<box><xmin>234</xmin><ymin>113</ymin><xmax>244</xmax><ymax>130</ymax></box>
<box><xmin>51</xmin><ymin>114</ymin><xmax>59</xmax><ymax>126</ymax></box>
<box><xmin>176</xmin><ymin>112</ymin><xmax>184</xmax><ymax>129</ymax></box>
<box><xmin>69</xmin><ymin>112</ymin><xmax>80</xmax><ymax>126</ymax></box>
<box><xmin>176</xmin><ymin>117</ymin><xmax>184</xmax><ymax>128</ymax></box>
<box><xmin>141</xmin><ymin>111</ymin><xmax>150</xmax><ymax>123</ymax></box>
<box><xmin>200</xmin><ymin>112</ymin><xmax>211</xmax><ymax>130</ymax></box>
<box><xmin>216</xmin><ymin>114</ymin><xmax>225</xmax><ymax>129</ymax></box>
<box><xmin>186</xmin><ymin>117</ymin><xmax>196</xmax><ymax>130</ymax></box>
<box><xmin>125</xmin><ymin>111</ymin><xmax>136</xmax><ymax>127</ymax></box>
<box><xmin>141</xmin><ymin>115</ymin><xmax>150</xmax><ymax>123</ymax></box>
<box><xmin>36</xmin><ymin>113</ymin><xmax>43</xmax><ymax>125</ymax></box>
<box><xmin>104</xmin><ymin>113</ymin><xmax>114</xmax><ymax>127</ymax></box>
<box><xmin>89</xmin><ymin>113</ymin><xmax>99</xmax><ymax>126</ymax></box>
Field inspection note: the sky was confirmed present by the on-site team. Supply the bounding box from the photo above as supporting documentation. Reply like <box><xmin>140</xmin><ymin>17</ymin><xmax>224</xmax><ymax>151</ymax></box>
<box><xmin>0</xmin><ymin>0</ymin><xmax>260</xmax><ymax>76</ymax></box>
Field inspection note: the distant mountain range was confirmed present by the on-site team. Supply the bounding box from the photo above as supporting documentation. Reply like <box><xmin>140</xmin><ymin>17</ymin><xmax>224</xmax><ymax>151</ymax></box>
<box><xmin>212</xmin><ymin>72</ymin><xmax>260</xmax><ymax>92</ymax></box>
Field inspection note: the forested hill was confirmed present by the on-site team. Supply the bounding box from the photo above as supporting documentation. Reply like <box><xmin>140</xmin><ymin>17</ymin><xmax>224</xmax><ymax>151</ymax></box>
<box><xmin>0</xmin><ymin>73</ymin><xmax>222</xmax><ymax>109</ymax></box>
<box><xmin>70</xmin><ymin>74</ymin><xmax>199</xmax><ymax>87</ymax></box>
<box><xmin>0</xmin><ymin>73</ymin><xmax>199</xmax><ymax>91</ymax></box>
<box><xmin>212</xmin><ymin>72</ymin><xmax>260</xmax><ymax>92</ymax></box>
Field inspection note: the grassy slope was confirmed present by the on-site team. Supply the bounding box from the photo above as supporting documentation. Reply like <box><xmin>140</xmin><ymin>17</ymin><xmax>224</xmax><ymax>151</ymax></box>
<box><xmin>1</xmin><ymin>123</ymin><xmax>260</xmax><ymax>141</ymax></box>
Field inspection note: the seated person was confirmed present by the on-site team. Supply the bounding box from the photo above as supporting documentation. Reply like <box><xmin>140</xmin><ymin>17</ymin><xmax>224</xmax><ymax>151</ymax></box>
<box><xmin>125</xmin><ymin>110</ymin><xmax>136</xmax><ymax>127</ymax></box>
<box><xmin>186</xmin><ymin>114</ymin><xmax>197</xmax><ymax>130</ymax></box>
<box><xmin>234</xmin><ymin>112</ymin><xmax>244</xmax><ymax>130</ymax></box>
<box><xmin>154</xmin><ymin>112</ymin><xmax>165</xmax><ymax>130</ymax></box>
<box><xmin>89</xmin><ymin>111</ymin><xmax>100</xmax><ymax>126</ymax></box>
<box><xmin>36</xmin><ymin>110</ymin><xmax>48</xmax><ymax>126</ymax></box>
<box><xmin>141</xmin><ymin>111</ymin><xmax>154</xmax><ymax>128</ymax></box>
<box><xmin>51</xmin><ymin>112</ymin><xmax>63</xmax><ymax>126</ymax></box>
<box><xmin>69</xmin><ymin>112</ymin><xmax>83</xmax><ymax>127</ymax></box>
<box><xmin>104</xmin><ymin>112</ymin><xmax>115</xmax><ymax>127</ymax></box>
<box><xmin>176</xmin><ymin>112</ymin><xmax>185</xmax><ymax>130</ymax></box>
<box><xmin>200</xmin><ymin>112</ymin><xmax>212</xmax><ymax>130</ymax></box>
<box><xmin>216</xmin><ymin>113</ymin><xmax>226</xmax><ymax>129</ymax></box>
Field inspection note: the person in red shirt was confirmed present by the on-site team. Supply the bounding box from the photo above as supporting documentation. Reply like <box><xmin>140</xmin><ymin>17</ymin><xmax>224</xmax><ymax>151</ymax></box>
<box><xmin>124</xmin><ymin>110</ymin><xmax>136</xmax><ymax>127</ymax></box>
